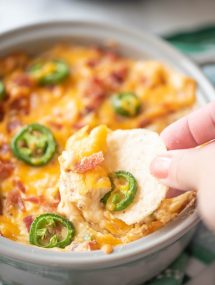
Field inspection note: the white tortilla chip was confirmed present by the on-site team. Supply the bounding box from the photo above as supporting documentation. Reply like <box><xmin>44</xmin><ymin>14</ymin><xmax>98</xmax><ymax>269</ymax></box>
<box><xmin>104</xmin><ymin>129</ymin><xmax>168</xmax><ymax>225</ymax></box>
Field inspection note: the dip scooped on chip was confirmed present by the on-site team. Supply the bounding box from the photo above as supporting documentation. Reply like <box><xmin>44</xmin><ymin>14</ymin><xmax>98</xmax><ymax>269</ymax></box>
<box><xmin>58</xmin><ymin>125</ymin><xmax>168</xmax><ymax>226</ymax></box>
<box><xmin>104</xmin><ymin>129</ymin><xmax>168</xmax><ymax>225</ymax></box>
<box><xmin>57</xmin><ymin>125</ymin><xmax>195</xmax><ymax>252</ymax></box>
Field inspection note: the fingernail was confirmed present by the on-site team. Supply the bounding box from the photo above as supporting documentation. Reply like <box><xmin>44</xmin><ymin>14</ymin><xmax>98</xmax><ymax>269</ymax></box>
<box><xmin>150</xmin><ymin>155</ymin><xmax>172</xmax><ymax>179</ymax></box>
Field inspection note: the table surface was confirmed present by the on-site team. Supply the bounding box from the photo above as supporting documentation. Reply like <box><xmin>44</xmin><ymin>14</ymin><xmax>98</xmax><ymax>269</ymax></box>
<box><xmin>0</xmin><ymin>0</ymin><xmax>215</xmax><ymax>35</ymax></box>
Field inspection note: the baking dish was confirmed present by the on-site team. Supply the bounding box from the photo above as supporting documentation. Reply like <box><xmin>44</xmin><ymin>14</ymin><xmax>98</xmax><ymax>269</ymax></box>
<box><xmin>0</xmin><ymin>20</ymin><xmax>214</xmax><ymax>285</ymax></box>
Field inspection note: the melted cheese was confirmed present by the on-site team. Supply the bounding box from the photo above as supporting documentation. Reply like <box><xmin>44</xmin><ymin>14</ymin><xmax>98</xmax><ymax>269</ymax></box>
<box><xmin>0</xmin><ymin>44</ymin><xmax>196</xmax><ymax>251</ymax></box>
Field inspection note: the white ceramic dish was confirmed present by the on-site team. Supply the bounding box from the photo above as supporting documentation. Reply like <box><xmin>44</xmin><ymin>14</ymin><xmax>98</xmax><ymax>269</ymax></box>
<box><xmin>0</xmin><ymin>20</ymin><xmax>214</xmax><ymax>285</ymax></box>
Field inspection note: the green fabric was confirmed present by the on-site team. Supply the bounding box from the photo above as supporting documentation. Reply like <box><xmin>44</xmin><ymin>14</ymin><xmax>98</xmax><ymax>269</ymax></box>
<box><xmin>164</xmin><ymin>25</ymin><xmax>215</xmax><ymax>54</ymax></box>
<box><xmin>188</xmin><ymin>224</ymin><xmax>215</xmax><ymax>265</ymax></box>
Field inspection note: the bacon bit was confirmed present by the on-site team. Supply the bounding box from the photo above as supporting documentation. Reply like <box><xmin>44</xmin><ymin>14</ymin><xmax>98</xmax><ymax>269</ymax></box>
<box><xmin>48</xmin><ymin>121</ymin><xmax>63</xmax><ymax>130</ymax></box>
<box><xmin>24</xmin><ymin>192</ymin><xmax>60</xmax><ymax>210</ymax></box>
<box><xmin>0</xmin><ymin>160</ymin><xmax>14</xmax><ymax>181</ymax></box>
<box><xmin>138</xmin><ymin>118</ymin><xmax>151</xmax><ymax>128</ymax></box>
<box><xmin>85</xmin><ymin>78</ymin><xmax>105</xmax><ymax>97</ymax></box>
<box><xmin>86</xmin><ymin>58</ymin><xmax>99</xmax><ymax>68</ymax></box>
<box><xmin>106</xmin><ymin>67</ymin><xmax>128</xmax><ymax>89</ymax></box>
<box><xmin>6</xmin><ymin>118</ymin><xmax>21</xmax><ymax>133</ymax></box>
<box><xmin>0</xmin><ymin>53</ymin><xmax>28</xmax><ymax>76</ymax></box>
<box><xmin>24</xmin><ymin>196</ymin><xmax>40</xmax><ymax>204</ymax></box>
<box><xmin>23</xmin><ymin>215</ymin><xmax>33</xmax><ymax>232</ymax></box>
<box><xmin>72</xmin><ymin>122</ymin><xmax>86</xmax><ymax>130</ymax></box>
<box><xmin>87</xmin><ymin>240</ymin><xmax>100</xmax><ymax>251</ymax></box>
<box><xmin>84</xmin><ymin>78</ymin><xmax>106</xmax><ymax>112</ymax></box>
<box><xmin>6</xmin><ymin>74</ymin><xmax>33</xmax><ymax>100</ymax></box>
<box><xmin>9</xmin><ymin>97</ymin><xmax>30</xmax><ymax>115</ymax></box>
<box><xmin>0</xmin><ymin>230</ymin><xmax>4</xmax><ymax>237</ymax></box>
<box><xmin>0</xmin><ymin>143</ymin><xmax>10</xmax><ymax>155</ymax></box>
<box><xmin>0</xmin><ymin>142</ymin><xmax>11</xmax><ymax>161</ymax></box>
<box><xmin>13</xmin><ymin>74</ymin><xmax>33</xmax><ymax>88</ymax></box>
<box><xmin>5</xmin><ymin>189</ymin><xmax>25</xmax><ymax>211</ymax></box>
<box><xmin>25</xmin><ymin>194</ymin><xmax>61</xmax><ymax>207</ymax></box>
<box><xmin>74</xmin><ymin>151</ymin><xmax>104</xmax><ymax>173</ymax></box>
<box><xmin>0</xmin><ymin>105</ymin><xmax>4</xmax><ymax>122</ymax></box>
<box><xmin>104</xmin><ymin>51</ymin><xmax>120</xmax><ymax>62</ymax></box>
<box><xmin>13</xmin><ymin>179</ymin><xmax>26</xmax><ymax>193</ymax></box>
<box><xmin>90</xmin><ymin>45</ymin><xmax>104</xmax><ymax>55</ymax></box>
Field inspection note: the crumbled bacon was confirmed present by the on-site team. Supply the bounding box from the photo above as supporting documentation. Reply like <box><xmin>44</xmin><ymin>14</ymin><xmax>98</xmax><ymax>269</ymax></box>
<box><xmin>104</xmin><ymin>51</ymin><xmax>120</xmax><ymax>62</ymax></box>
<box><xmin>0</xmin><ymin>53</ymin><xmax>28</xmax><ymax>76</ymax></box>
<box><xmin>5</xmin><ymin>189</ymin><xmax>25</xmax><ymax>211</ymax></box>
<box><xmin>90</xmin><ymin>45</ymin><xmax>104</xmax><ymax>55</ymax></box>
<box><xmin>25</xmin><ymin>193</ymin><xmax>60</xmax><ymax>210</ymax></box>
<box><xmin>6</xmin><ymin>117</ymin><xmax>21</xmax><ymax>133</ymax></box>
<box><xmin>0</xmin><ymin>160</ymin><xmax>14</xmax><ymax>181</ymax></box>
<box><xmin>138</xmin><ymin>118</ymin><xmax>151</xmax><ymax>128</ymax></box>
<box><xmin>83</xmin><ymin>78</ymin><xmax>106</xmax><ymax>112</ymax></box>
<box><xmin>74</xmin><ymin>151</ymin><xmax>104</xmax><ymax>173</ymax></box>
<box><xmin>72</xmin><ymin>121</ymin><xmax>86</xmax><ymax>130</ymax></box>
<box><xmin>13</xmin><ymin>179</ymin><xmax>26</xmax><ymax>193</ymax></box>
<box><xmin>5</xmin><ymin>73</ymin><xmax>33</xmax><ymax>102</ymax></box>
<box><xmin>106</xmin><ymin>66</ymin><xmax>128</xmax><ymax>89</ymax></box>
<box><xmin>0</xmin><ymin>105</ymin><xmax>4</xmax><ymax>122</ymax></box>
<box><xmin>23</xmin><ymin>215</ymin><xmax>33</xmax><ymax>232</ymax></box>
<box><xmin>9</xmin><ymin>97</ymin><xmax>30</xmax><ymax>115</ymax></box>
<box><xmin>12</xmin><ymin>74</ymin><xmax>33</xmax><ymax>88</ymax></box>
<box><xmin>0</xmin><ymin>142</ymin><xmax>11</xmax><ymax>161</ymax></box>
<box><xmin>87</xmin><ymin>240</ymin><xmax>100</xmax><ymax>251</ymax></box>
<box><xmin>86</xmin><ymin>58</ymin><xmax>99</xmax><ymax>68</ymax></box>
<box><xmin>42</xmin><ymin>193</ymin><xmax>61</xmax><ymax>210</ymax></box>
<box><xmin>48</xmin><ymin>121</ymin><xmax>63</xmax><ymax>130</ymax></box>
<box><xmin>24</xmin><ymin>196</ymin><xmax>40</xmax><ymax>204</ymax></box>
<box><xmin>0</xmin><ymin>143</ymin><xmax>10</xmax><ymax>155</ymax></box>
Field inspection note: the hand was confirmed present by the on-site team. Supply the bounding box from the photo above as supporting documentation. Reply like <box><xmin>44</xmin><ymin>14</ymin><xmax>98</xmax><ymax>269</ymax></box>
<box><xmin>150</xmin><ymin>101</ymin><xmax>215</xmax><ymax>231</ymax></box>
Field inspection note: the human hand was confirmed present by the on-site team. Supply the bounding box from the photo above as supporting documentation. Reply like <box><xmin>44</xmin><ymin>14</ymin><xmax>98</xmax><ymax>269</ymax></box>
<box><xmin>150</xmin><ymin>101</ymin><xmax>215</xmax><ymax>231</ymax></box>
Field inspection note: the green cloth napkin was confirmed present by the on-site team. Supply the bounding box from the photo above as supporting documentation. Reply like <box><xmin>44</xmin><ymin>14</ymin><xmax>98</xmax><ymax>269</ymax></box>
<box><xmin>146</xmin><ymin>26</ymin><xmax>215</xmax><ymax>285</ymax></box>
<box><xmin>165</xmin><ymin>25</ymin><xmax>215</xmax><ymax>55</ymax></box>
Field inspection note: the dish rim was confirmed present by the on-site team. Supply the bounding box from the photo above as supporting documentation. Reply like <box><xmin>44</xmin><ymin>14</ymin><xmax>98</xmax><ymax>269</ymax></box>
<box><xmin>0</xmin><ymin>19</ymin><xmax>213</xmax><ymax>268</ymax></box>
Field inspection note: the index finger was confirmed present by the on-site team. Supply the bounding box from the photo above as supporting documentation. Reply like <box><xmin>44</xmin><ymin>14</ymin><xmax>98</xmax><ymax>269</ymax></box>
<box><xmin>161</xmin><ymin>101</ymin><xmax>215</xmax><ymax>150</ymax></box>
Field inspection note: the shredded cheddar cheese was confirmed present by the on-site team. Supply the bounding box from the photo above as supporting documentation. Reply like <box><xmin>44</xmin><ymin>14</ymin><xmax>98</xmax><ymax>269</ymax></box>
<box><xmin>0</xmin><ymin>44</ymin><xmax>196</xmax><ymax>252</ymax></box>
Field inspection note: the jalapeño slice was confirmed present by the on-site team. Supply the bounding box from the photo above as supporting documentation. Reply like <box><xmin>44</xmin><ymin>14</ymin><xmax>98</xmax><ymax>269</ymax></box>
<box><xmin>29</xmin><ymin>213</ymin><xmax>75</xmax><ymax>248</ymax></box>
<box><xmin>11</xmin><ymin>123</ymin><xmax>56</xmax><ymax>166</ymax></box>
<box><xmin>111</xmin><ymin>92</ymin><xmax>141</xmax><ymax>117</ymax></box>
<box><xmin>28</xmin><ymin>59</ymin><xmax>69</xmax><ymax>85</ymax></box>
<box><xmin>102</xmin><ymin>171</ymin><xmax>137</xmax><ymax>212</ymax></box>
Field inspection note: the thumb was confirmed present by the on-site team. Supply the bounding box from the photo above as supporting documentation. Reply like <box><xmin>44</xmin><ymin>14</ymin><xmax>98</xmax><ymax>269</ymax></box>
<box><xmin>150</xmin><ymin>142</ymin><xmax>215</xmax><ymax>191</ymax></box>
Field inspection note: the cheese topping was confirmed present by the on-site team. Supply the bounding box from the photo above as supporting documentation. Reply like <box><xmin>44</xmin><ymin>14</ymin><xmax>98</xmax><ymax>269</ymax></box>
<box><xmin>0</xmin><ymin>44</ymin><xmax>196</xmax><ymax>252</ymax></box>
